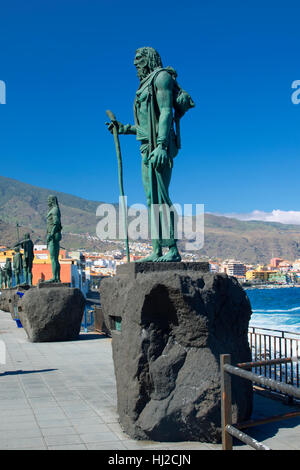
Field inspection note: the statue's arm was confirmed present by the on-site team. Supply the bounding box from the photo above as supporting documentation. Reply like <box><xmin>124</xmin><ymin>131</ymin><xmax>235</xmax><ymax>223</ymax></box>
<box><xmin>106</xmin><ymin>121</ymin><xmax>136</xmax><ymax>135</ymax></box>
<box><xmin>122</xmin><ymin>124</ymin><xmax>136</xmax><ymax>135</ymax></box>
<box><xmin>147</xmin><ymin>71</ymin><xmax>173</xmax><ymax>171</ymax></box>
<box><xmin>155</xmin><ymin>71</ymin><xmax>174</xmax><ymax>148</ymax></box>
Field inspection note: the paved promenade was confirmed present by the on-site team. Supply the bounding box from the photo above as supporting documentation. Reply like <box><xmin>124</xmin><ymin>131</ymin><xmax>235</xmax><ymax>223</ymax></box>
<box><xmin>0</xmin><ymin>310</ymin><xmax>299</xmax><ymax>451</ymax></box>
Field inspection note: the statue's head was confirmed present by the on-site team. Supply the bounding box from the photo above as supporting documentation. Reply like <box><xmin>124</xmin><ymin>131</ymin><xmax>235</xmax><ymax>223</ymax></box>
<box><xmin>134</xmin><ymin>47</ymin><xmax>163</xmax><ymax>81</ymax></box>
<box><xmin>48</xmin><ymin>195</ymin><xmax>59</xmax><ymax>208</ymax></box>
<box><xmin>24</xmin><ymin>233</ymin><xmax>30</xmax><ymax>240</ymax></box>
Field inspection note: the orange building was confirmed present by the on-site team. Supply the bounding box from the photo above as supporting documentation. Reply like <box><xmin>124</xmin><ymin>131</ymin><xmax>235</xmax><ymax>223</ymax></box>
<box><xmin>31</xmin><ymin>249</ymin><xmax>83</xmax><ymax>287</ymax></box>
<box><xmin>32</xmin><ymin>261</ymin><xmax>77</xmax><ymax>285</ymax></box>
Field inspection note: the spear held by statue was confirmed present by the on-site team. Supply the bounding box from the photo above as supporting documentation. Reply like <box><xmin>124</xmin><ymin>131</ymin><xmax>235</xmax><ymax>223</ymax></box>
<box><xmin>105</xmin><ymin>109</ymin><xmax>130</xmax><ymax>263</ymax></box>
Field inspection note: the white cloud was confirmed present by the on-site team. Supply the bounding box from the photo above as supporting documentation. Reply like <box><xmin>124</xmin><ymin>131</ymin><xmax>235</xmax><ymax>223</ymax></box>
<box><xmin>219</xmin><ymin>210</ymin><xmax>300</xmax><ymax>225</ymax></box>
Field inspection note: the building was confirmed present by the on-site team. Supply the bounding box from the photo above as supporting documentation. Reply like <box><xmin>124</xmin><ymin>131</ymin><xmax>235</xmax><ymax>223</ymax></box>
<box><xmin>292</xmin><ymin>259</ymin><xmax>300</xmax><ymax>271</ymax></box>
<box><xmin>221</xmin><ymin>260</ymin><xmax>246</xmax><ymax>277</ymax></box>
<box><xmin>33</xmin><ymin>249</ymin><xmax>67</xmax><ymax>264</ymax></box>
<box><xmin>246</xmin><ymin>270</ymin><xmax>269</xmax><ymax>282</ymax></box>
<box><xmin>270</xmin><ymin>257</ymin><xmax>284</xmax><ymax>268</ymax></box>
<box><xmin>267</xmin><ymin>271</ymin><xmax>288</xmax><ymax>284</ymax></box>
<box><xmin>32</xmin><ymin>260</ymin><xmax>87</xmax><ymax>293</ymax></box>
<box><xmin>278</xmin><ymin>260</ymin><xmax>292</xmax><ymax>273</ymax></box>
<box><xmin>0</xmin><ymin>248</ymin><xmax>17</xmax><ymax>266</ymax></box>
<box><xmin>0</xmin><ymin>245</ymin><xmax>88</xmax><ymax>294</ymax></box>
<box><xmin>209</xmin><ymin>262</ymin><xmax>220</xmax><ymax>273</ymax></box>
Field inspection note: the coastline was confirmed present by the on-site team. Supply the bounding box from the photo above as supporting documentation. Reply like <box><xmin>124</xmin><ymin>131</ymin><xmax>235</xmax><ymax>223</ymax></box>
<box><xmin>244</xmin><ymin>284</ymin><xmax>300</xmax><ymax>290</ymax></box>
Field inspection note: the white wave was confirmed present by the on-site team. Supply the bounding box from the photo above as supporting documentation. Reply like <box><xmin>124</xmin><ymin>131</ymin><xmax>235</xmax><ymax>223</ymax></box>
<box><xmin>250</xmin><ymin>314</ymin><xmax>300</xmax><ymax>333</ymax></box>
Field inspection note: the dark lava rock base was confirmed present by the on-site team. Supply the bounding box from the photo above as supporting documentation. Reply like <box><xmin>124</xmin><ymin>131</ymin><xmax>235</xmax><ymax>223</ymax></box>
<box><xmin>100</xmin><ymin>262</ymin><xmax>253</xmax><ymax>443</ymax></box>
<box><xmin>19</xmin><ymin>286</ymin><xmax>85</xmax><ymax>342</ymax></box>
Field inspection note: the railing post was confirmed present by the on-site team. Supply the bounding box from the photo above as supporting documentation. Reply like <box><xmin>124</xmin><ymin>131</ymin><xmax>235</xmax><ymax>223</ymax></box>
<box><xmin>220</xmin><ymin>354</ymin><xmax>233</xmax><ymax>450</ymax></box>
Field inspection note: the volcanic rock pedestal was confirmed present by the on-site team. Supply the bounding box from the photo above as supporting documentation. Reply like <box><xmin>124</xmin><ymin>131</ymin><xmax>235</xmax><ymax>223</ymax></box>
<box><xmin>0</xmin><ymin>285</ymin><xmax>31</xmax><ymax>318</ymax></box>
<box><xmin>18</xmin><ymin>284</ymin><xmax>85</xmax><ymax>342</ymax></box>
<box><xmin>100</xmin><ymin>262</ymin><xmax>253</xmax><ymax>443</ymax></box>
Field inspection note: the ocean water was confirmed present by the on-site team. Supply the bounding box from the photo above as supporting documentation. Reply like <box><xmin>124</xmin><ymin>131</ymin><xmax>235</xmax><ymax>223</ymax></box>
<box><xmin>246</xmin><ymin>287</ymin><xmax>300</xmax><ymax>334</ymax></box>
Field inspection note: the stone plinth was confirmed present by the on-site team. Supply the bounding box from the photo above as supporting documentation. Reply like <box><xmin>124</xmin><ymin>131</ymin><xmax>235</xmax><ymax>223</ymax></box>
<box><xmin>19</xmin><ymin>286</ymin><xmax>85</xmax><ymax>342</ymax></box>
<box><xmin>100</xmin><ymin>262</ymin><xmax>253</xmax><ymax>443</ymax></box>
<box><xmin>38</xmin><ymin>282</ymin><xmax>71</xmax><ymax>288</ymax></box>
<box><xmin>116</xmin><ymin>261</ymin><xmax>210</xmax><ymax>277</ymax></box>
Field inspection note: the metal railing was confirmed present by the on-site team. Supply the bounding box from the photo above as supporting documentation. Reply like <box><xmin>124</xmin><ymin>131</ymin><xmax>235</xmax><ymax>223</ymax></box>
<box><xmin>81</xmin><ymin>306</ymin><xmax>95</xmax><ymax>333</ymax></box>
<box><xmin>220</xmin><ymin>354</ymin><xmax>300</xmax><ymax>450</ymax></box>
<box><xmin>248</xmin><ymin>327</ymin><xmax>300</xmax><ymax>395</ymax></box>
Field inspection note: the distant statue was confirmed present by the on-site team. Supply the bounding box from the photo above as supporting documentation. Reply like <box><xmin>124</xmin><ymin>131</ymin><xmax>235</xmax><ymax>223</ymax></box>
<box><xmin>13</xmin><ymin>247</ymin><xmax>23</xmax><ymax>285</ymax></box>
<box><xmin>4</xmin><ymin>258</ymin><xmax>12</xmax><ymax>288</ymax></box>
<box><xmin>0</xmin><ymin>267</ymin><xmax>3</xmax><ymax>289</ymax></box>
<box><xmin>46</xmin><ymin>195</ymin><xmax>62</xmax><ymax>283</ymax></box>
<box><xmin>14</xmin><ymin>233</ymin><xmax>34</xmax><ymax>285</ymax></box>
<box><xmin>106</xmin><ymin>47</ymin><xmax>194</xmax><ymax>262</ymax></box>
<box><xmin>1</xmin><ymin>266</ymin><xmax>7</xmax><ymax>288</ymax></box>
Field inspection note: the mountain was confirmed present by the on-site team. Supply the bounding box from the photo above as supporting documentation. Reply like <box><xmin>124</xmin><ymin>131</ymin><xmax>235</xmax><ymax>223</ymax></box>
<box><xmin>0</xmin><ymin>175</ymin><xmax>101</xmax><ymax>234</ymax></box>
<box><xmin>1</xmin><ymin>175</ymin><xmax>300</xmax><ymax>263</ymax></box>
<box><xmin>193</xmin><ymin>214</ymin><xmax>300</xmax><ymax>263</ymax></box>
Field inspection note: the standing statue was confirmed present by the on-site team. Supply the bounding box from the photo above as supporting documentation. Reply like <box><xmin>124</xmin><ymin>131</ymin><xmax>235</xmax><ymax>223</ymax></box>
<box><xmin>0</xmin><ymin>267</ymin><xmax>3</xmax><ymax>289</ymax></box>
<box><xmin>46</xmin><ymin>195</ymin><xmax>62</xmax><ymax>283</ymax></box>
<box><xmin>4</xmin><ymin>258</ymin><xmax>12</xmax><ymax>288</ymax></box>
<box><xmin>13</xmin><ymin>247</ymin><xmax>23</xmax><ymax>285</ymax></box>
<box><xmin>14</xmin><ymin>233</ymin><xmax>34</xmax><ymax>285</ymax></box>
<box><xmin>106</xmin><ymin>47</ymin><xmax>194</xmax><ymax>262</ymax></box>
<box><xmin>1</xmin><ymin>266</ymin><xmax>7</xmax><ymax>288</ymax></box>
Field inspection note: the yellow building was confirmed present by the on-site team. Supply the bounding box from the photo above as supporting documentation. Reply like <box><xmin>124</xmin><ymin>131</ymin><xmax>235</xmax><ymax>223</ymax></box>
<box><xmin>246</xmin><ymin>270</ymin><xmax>278</xmax><ymax>282</ymax></box>
<box><xmin>0</xmin><ymin>248</ymin><xmax>67</xmax><ymax>265</ymax></box>
<box><xmin>0</xmin><ymin>249</ymin><xmax>18</xmax><ymax>265</ymax></box>
<box><xmin>246</xmin><ymin>270</ymin><xmax>268</xmax><ymax>281</ymax></box>
<box><xmin>256</xmin><ymin>265</ymin><xmax>267</xmax><ymax>272</ymax></box>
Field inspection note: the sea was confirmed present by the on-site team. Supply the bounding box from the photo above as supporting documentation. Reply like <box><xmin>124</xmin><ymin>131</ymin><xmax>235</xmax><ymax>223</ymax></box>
<box><xmin>246</xmin><ymin>287</ymin><xmax>300</xmax><ymax>334</ymax></box>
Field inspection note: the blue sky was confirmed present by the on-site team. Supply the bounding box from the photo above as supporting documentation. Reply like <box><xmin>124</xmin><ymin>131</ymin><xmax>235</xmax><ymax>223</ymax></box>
<box><xmin>0</xmin><ymin>0</ymin><xmax>299</xmax><ymax>216</ymax></box>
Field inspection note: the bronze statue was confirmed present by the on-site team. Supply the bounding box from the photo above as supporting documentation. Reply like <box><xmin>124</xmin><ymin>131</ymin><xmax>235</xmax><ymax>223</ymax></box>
<box><xmin>106</xmin><ymin>47</ymin><xmax>194</xmax><ymax>262</ymax></box>
<box><xmin>13</xmin><ymin>247</ymin><xmax>23</xmax><ymax>285</ymax></box>
<box><xmin>46</xmin><ymin>195</ymin><xmax>62</xmax><ymax>282</ymax></box>
<box><xmin>14</xmin><ymin>233</ymin><xmax>34</xmax><ymax>285</ymax></box>
<box><xmin>4</xmin><ymin>258</ymin><xmax>12</xmax><ymax>288</ymax></box>
<box><xmin>0</xmin><ymin>267</ymin><xmax>3</xmax><ymax>289</ymax></box>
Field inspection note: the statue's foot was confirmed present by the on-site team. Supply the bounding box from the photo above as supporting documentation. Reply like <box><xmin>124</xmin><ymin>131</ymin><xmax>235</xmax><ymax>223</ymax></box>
<box><xmin>135</xmin><ymin>252</ymin><xmax>162</xmax><ymax>262</ymax></box>
<box><xmin>157</xmin><ymin>247</ymin><xmax>181</xmax><ymax>262</ymax></box>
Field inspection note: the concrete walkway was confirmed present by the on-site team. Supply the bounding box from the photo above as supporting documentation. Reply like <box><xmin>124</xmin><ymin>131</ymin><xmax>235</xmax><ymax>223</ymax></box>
<box><xmin>0</xmin><ymin>310</ymin><xmax>299</xmax><ymax>450</ymax></box>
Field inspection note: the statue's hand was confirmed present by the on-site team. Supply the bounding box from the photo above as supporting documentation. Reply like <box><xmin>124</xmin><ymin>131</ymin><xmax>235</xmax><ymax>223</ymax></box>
<box><xmin>105</xmin><ymin>121</ymin><xmax>127</xmax><ymax>135</ymax></box>
<box><xmin>149</xmin><ymin>145</ymin><xmax>170</xmax><ymax>171</ymax></box>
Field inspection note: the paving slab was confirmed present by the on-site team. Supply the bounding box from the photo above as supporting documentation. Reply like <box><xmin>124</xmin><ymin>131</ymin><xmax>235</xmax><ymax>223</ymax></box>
<box><xmin>0</xmin><ymin>309</ymin><xmax>300</xmax><ymax>451</ymax></box>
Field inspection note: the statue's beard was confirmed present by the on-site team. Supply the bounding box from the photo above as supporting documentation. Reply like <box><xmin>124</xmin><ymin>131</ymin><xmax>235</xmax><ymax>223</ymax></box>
<box><xmin>137</xmin><ymin>65</ymin><xmax>151</xmax><ymax>81</ymax></box>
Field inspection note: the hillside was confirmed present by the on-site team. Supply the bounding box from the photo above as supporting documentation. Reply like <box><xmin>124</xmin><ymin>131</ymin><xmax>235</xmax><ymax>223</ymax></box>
<box><xmin>192</xmin><ymin>214</ymin><xmax>300</xmax><ymax>263</ymax></box>
<box><xmin>1</xmin><ymin>175</ymin><xmax>300</xmax><ymax>263</ymax></box>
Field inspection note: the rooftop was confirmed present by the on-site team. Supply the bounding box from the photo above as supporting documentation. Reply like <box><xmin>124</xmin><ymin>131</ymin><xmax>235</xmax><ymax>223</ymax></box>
<box><xmin>0</xmin><ymin>310</ymin><xmax>299</xmax><ymax>451</ymax></box>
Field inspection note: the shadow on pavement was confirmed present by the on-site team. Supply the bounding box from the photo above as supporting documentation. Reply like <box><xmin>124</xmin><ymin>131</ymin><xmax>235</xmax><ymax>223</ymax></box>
<box><xmin>78</xmin><ymin>333</ymin><xmax>109</xmax><ymax>341</ymax></box>
<box><xmin>0</xmin><ymin>368</ymin><xmax>57</xmax><ymax>376</ymax></box>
